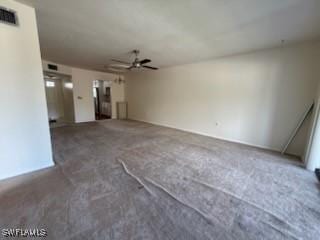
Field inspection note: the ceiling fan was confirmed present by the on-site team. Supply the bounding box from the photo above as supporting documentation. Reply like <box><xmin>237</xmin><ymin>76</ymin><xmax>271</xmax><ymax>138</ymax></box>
<box><xmin>108</xmin><ymin>50</ymin><xmax>158</xmax><ymax>71</ymax></box>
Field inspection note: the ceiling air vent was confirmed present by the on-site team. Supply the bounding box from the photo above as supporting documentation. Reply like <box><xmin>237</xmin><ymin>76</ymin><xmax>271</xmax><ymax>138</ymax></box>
<box><xmin>0</xmin><ymin>7</ymin><xmax>18</xmax><ymax>26</ymax></box>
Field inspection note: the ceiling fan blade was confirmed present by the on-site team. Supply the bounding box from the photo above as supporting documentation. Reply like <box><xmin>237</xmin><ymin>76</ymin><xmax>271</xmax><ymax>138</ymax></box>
<box><xmin>111</xmin><ymin>59</ymin><xmax>131</xmax><ymax>64</ymax></box>
<box><xmin>143</xmin><ymin>65</ymin><xmax>158</xmax><ymax>70</ymax></box>
<box><xmin>139</xmin><ymin>59</ymin><xmax>151</xmax><ymax>65</ymax></box>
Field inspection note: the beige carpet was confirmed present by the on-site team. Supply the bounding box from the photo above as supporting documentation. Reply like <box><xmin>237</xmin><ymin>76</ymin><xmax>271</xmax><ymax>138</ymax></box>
<box><xmin>0</xmin><ymin>120</ymin><xmax>319</xmax><ymax>239</ymax></box>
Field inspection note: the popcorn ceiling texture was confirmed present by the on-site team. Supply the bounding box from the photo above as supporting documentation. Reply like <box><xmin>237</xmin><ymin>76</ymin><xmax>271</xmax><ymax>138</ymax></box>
<box><xmin>0</xmin><ymin>120</ymin><xmax>319</xmax><ymax>239</ymax></box>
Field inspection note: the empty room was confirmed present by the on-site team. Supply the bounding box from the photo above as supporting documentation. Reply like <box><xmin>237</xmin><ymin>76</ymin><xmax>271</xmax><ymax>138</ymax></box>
<box><xmin>1</xmin><ymin>0</ymin><xmax>320</xmax><ymax>239</ymax></box>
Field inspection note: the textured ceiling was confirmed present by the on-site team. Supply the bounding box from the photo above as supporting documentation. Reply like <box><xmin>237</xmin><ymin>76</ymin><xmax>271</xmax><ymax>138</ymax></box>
<box><xmin>15</xmin><ymin>0</ymin><xmax>320</xmax><ymax>72</ymax></box>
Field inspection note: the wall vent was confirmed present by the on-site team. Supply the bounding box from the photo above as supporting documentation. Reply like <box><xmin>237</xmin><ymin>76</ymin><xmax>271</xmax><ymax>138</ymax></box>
<box><xmin>0</xmin><ymin>7</ymin><xmax>18</xmax><ymax>26</ymax></box>
<box><xmin>48</xmin><ymin>64</ymin><xmax>58</xmax><ymax>71</ymax></box>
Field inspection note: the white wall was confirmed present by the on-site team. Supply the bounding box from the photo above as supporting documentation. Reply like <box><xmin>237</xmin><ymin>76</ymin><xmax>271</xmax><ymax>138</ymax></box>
<box><xmin>126</xmin><ymin>43</ymin><xmax>320</xmax><ymax>157</ymax></box>
<box><xmin>0</xmin><ymin>0</ymin><xmax>54</xmax><ymax>180</ymax></box>
<box><xmin>42</xmin><ymin>60</ymin><xmax>125</xmax><ymax>122</ymax></box>
<box><xmin>305</xmin><ymin>80</ymin><xmax>320</xmax><ymax>170</ymax></box>
<box><xmin>305</xmin><ymin>101</ymin><xmax>320</xmax><ymax>170</ymax></box>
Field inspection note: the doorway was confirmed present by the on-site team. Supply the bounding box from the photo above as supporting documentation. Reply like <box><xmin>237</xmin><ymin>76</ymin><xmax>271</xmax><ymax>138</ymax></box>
<box><xmin>44</xmin><ymin>71</ymin><xmax>75</xmax><ymax>128</ymax></box>
<box><xmin>93</xmin><ymin>80</ymin><xmax>112</xmax><ymax>120</ymax></box>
